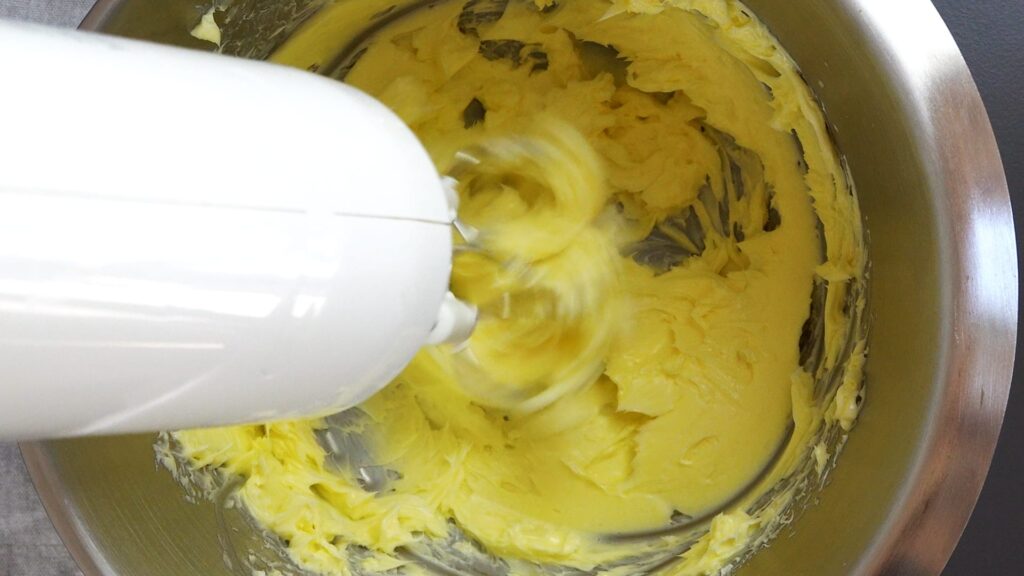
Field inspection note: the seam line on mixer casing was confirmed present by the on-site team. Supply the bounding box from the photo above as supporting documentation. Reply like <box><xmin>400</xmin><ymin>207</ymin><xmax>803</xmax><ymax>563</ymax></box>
<box><xmin>0</xmin><ymin>186</ymin><xmax>453</xmax><ymax>226</ymax></box>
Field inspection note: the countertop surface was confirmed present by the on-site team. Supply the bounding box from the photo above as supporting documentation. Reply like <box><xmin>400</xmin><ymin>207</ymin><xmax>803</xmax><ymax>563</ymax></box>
<box><xmin>0</xmin><ymin>1</ymin><xmax>1021</xmax><ymax>575</ymax></box>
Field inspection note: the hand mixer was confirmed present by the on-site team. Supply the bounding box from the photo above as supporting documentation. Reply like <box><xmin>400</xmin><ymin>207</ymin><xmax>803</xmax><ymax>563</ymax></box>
<box><xmin>0</xmin><ymin>20</ymin><xmax>479</xmax><ymax>440</ymax></box>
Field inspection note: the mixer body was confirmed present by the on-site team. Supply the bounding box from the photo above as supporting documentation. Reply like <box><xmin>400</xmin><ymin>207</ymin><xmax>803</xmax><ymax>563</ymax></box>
<box><xmin>0</xmin><ymin>21</ymin><xmax>458</xmax><ymax>438</ymax></box>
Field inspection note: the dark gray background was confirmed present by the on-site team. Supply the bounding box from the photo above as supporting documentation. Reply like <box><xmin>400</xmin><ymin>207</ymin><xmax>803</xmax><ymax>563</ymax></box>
<box><xmin>0</xmin><ymin>1</ymin><xmax>1020</xmax><ymax>575</ymax></box>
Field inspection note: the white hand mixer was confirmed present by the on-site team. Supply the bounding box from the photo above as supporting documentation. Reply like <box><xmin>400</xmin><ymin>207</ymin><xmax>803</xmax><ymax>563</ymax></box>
<box><xmin>0</xmin><ymin>20</ymin><xmax>478</xmax><ymax>439</ymax></box>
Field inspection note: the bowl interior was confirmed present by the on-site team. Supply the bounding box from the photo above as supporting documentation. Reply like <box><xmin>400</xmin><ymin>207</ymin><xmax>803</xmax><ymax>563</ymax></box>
<box><xmin>24</xmin><ymin>1</ymin><xmax>997</xmax><ymax>574</ymax></box>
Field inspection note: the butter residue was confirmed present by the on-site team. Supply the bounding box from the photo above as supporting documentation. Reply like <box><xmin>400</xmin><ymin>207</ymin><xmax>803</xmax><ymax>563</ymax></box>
<box><xmin>190</xmin><ymin>6</ymin><xmax>222</xmax><ymax>47</ymax></box>
<box><xmin>813</xmin><ymin>442</ymin><xmax>830</xmax><ymax>477</ymax></box>
<box><xmin>171</xmin><ymin>1</ymin><xmax>868</xmax><ymax>574</ymax></box>
<box><xmin>828</xmin><ymin>339</ymin><xmax>868</xmax><ymax>431</ymax></box>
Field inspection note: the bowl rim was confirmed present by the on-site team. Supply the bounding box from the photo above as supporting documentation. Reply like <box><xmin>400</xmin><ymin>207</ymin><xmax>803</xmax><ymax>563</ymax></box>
<box><xmin>22</xmin><ymin>0</ymin><xmax>1018</xmax><ymax>574</ymax></box>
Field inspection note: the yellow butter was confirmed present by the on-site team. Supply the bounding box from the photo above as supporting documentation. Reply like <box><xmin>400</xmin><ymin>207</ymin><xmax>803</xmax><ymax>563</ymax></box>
<box><xmin>190</xmin><ymin>6</ymin><xmax>222</xmax><ymax>47</ymax></box>
<box><xmin>174</xmin><ymin>1</ymin><xmax>867</xmax><ymax>574</ymax></box>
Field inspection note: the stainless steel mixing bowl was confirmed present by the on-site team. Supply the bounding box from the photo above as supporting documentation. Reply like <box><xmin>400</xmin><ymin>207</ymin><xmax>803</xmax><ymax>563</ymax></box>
<box><xmin>21</xmin><ymin>0</ymin><xmax>1017</xmax><ymax>574</ymax></box>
